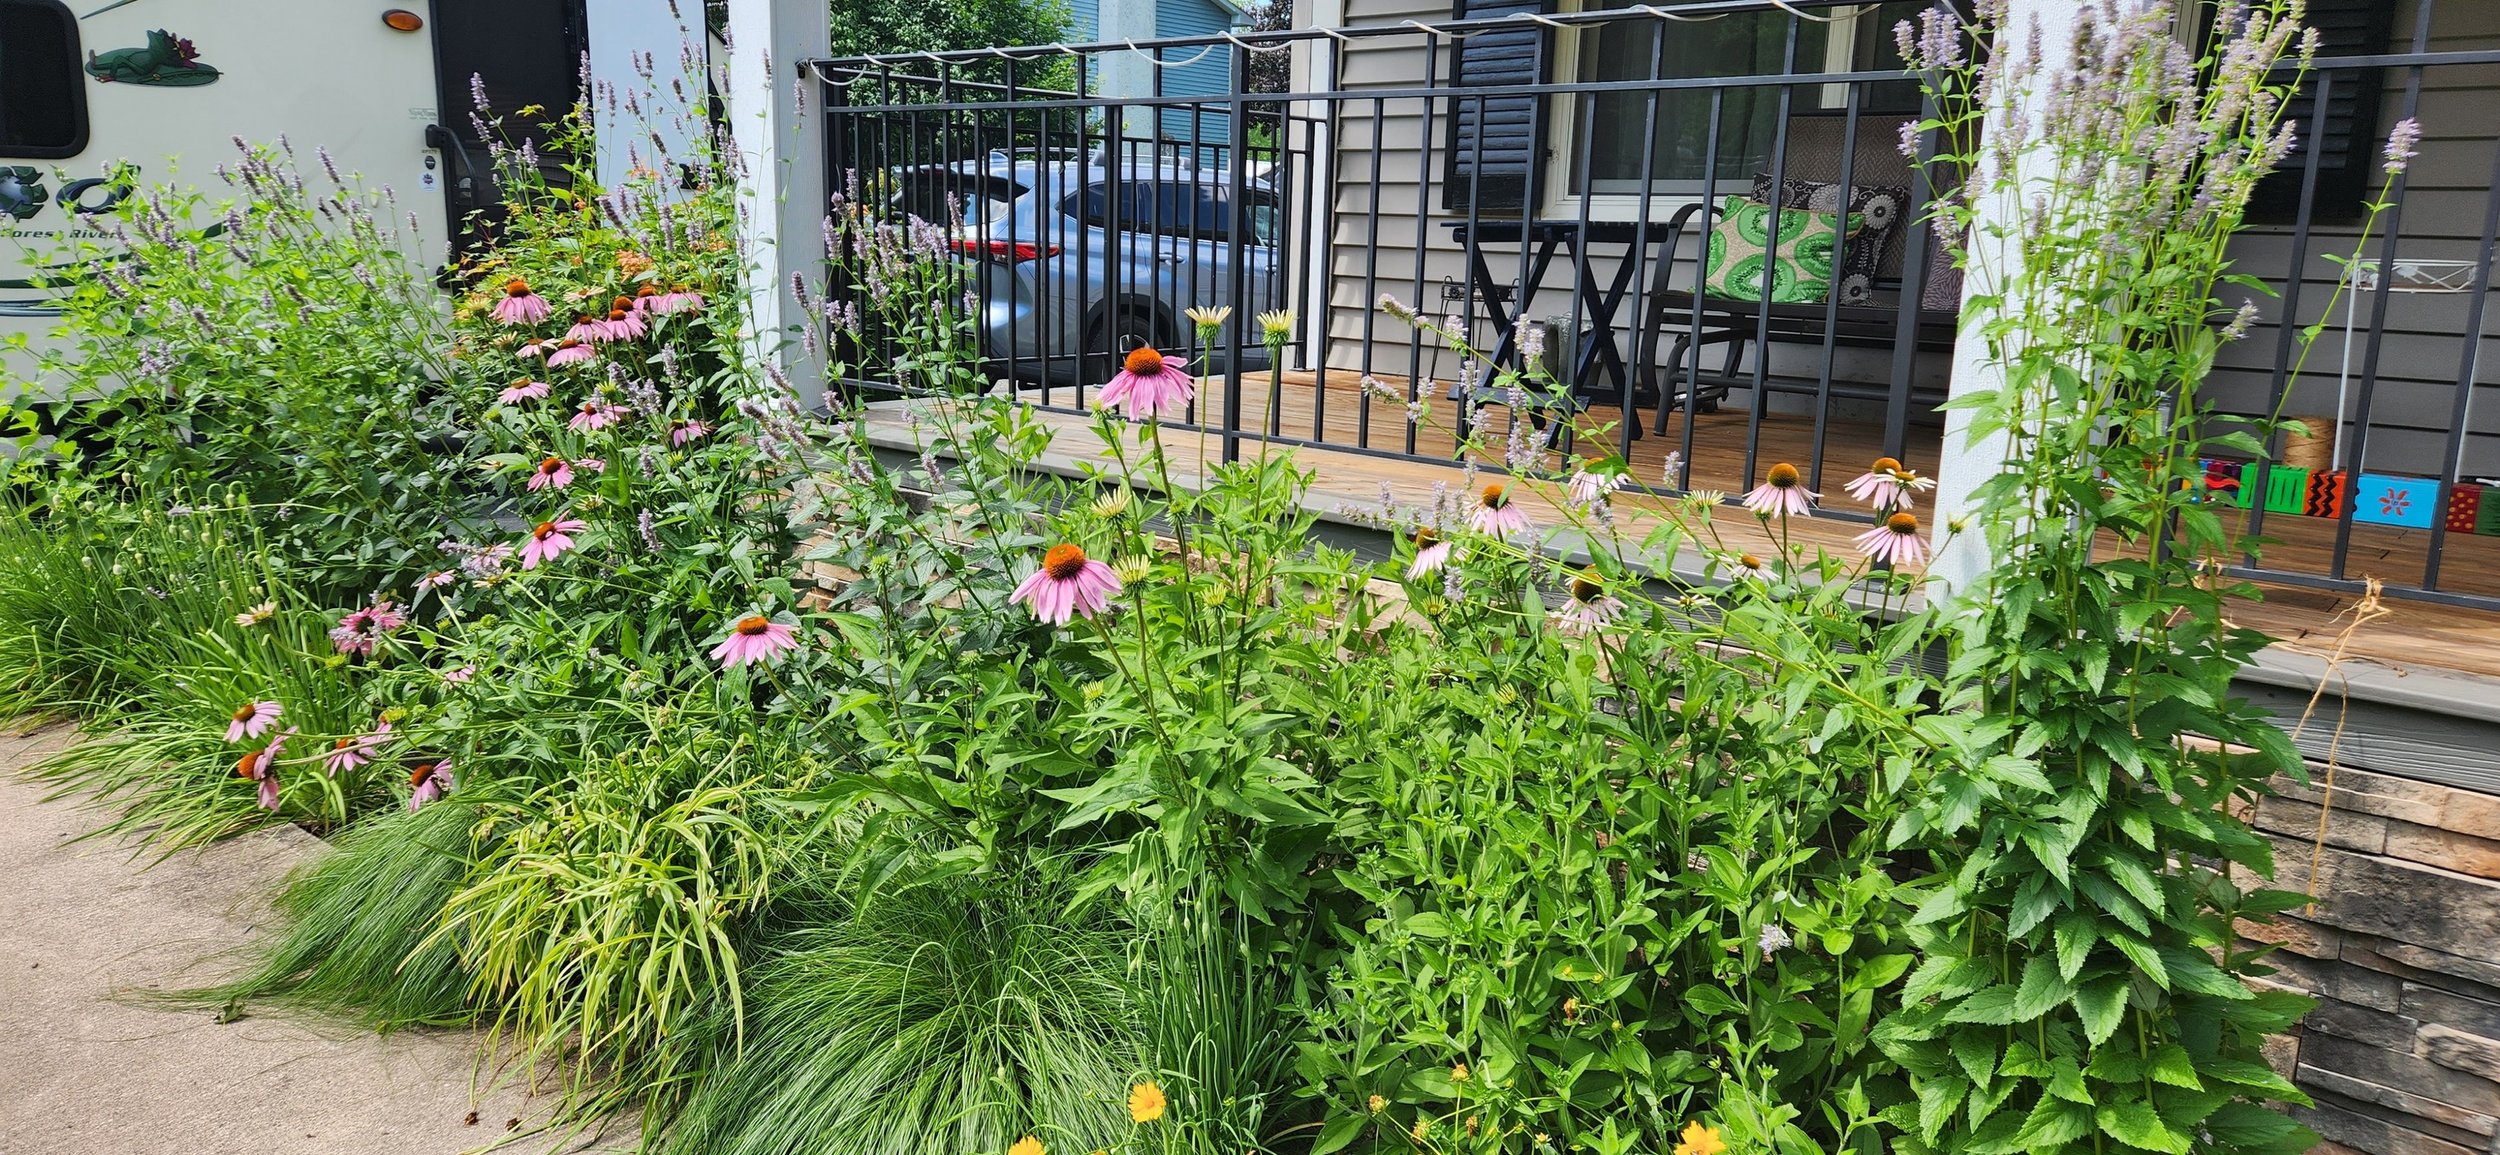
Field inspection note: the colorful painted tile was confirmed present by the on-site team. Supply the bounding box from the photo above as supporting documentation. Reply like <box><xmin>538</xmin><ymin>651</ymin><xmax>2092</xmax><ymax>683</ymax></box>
<box><xmin>2447</xmin><ymin>484</ymin><xmax>2483</xmax><ymax>535</ymax></box>
<box><xmin>2351</xmin><ymin>474</ymin><xmax>2440</xmax><ymax>529</ymax></box>
<box><xmin>2304</xmin><ymin>469</ymin><xmax>2347</xmax><ymax>519</ymax></box>
<box><xmin>2202</xmin><ymin>459</ymin><xmax>2249</xmax><ymax>508</ymax></box>
<box><xmin>2261</xmin><ymin>464</ymin><xmax>2310</xmax><ymax>515</ymax></box>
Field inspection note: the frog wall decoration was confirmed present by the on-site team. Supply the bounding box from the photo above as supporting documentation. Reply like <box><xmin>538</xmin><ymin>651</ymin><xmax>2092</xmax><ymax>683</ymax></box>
<box><xmin>85</xmin><ymin>30</ymin><xmax>221</xmax><ymax>87</ymax></box>
<box><xmin>0</xmin><ymin>170</ymin><xmax>48</xmax><ymax>221</ymax></box>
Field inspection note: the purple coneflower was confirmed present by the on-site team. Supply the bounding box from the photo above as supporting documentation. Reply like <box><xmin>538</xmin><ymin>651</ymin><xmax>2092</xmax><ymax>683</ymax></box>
<box><xmin>1467</xmin><ymin>483</ymin><xmax>1531</xmax><ymax>537</ymax></box>
<box><xmin>407</xmin><ymin>758</ymin><xmax>455</xmax><ymax>812</ymax></box>
<box><xmin>440</xmin><ymin>664</ymin><xmax>476</xmax><ymax>685</ymax></box>
<box><xmin>710</xmin><ymin>614</ymin><xmax>801</xmax><ymax>669</ymax></box>
<box><xmin>568</xmin><ymin>399</ymin><xmax>624</xmax><ymax>432</ymax></box>
<box><xmin>237</xmin><ymin>731</ymin><xmax>289</xmax><ymax>811</ymax></box>
<box><xmin>491</xmin><ymin>278</ymin><xmax>551</xmax><ymax>324</ymax></box>
<box><xmin>1097</xmin><ymin>346</ymin><xmax>1196</xmax><ymax>419</ymax></box>
<box><xmin>565</xmin><ymin>314</ymin><xmax>606</xmax><ymax>344</ymax></box>
<box><xmin>1854</xmin><ymin>511</ymin><xmax>1929</xmax><ymax>568</ymax></box>
<box><xmin>1407</xmin><ymin>526</ymin><xmax>1455</xmax><ymax>579</ymax></box>
<box><xmin>515</xmin><ymin>340</ymin><xmax>550</xmax><ymax>361</ymax></box>
<box><xmin>1730</xmin><ymin>552</ymin><xmax>1767</xmax><ymax>582</ymax></box>
<box><xmin>520</xmin><ymin>518</ymin><xmax>586</xmax><ymax>569</ymax></box>
<box><xmin>546</xmin><ymin>338</ymin><xmax>597</xmax><ymax>368</ymax></box>
<box><xmin>416</xmin><ymin>569</ymin><xmax>456</xmax><ymax>591</ymax></box>
<box><xmin>1556</xmin><ymin>570</ymin><xmax>1624</xmax><ymax>636</ymax></box>
<box><xmin>226</xmin><ymin>700</ymin><xmax>281</xmax><ymax>742</ymax></box>
<box><xmin>1840</xmin><ymin>457</ymin><xmax>1934</xmax><ymax>512</ymax></box>
<box><xmin>234</xmin><ymin>600</ymin><xmax>277</xmax><ymax>627</ymax></box>
<box><xmin>599</xmin><ymin>299</ymin><xmax>648</xmax><ymax>342</ymax></box>
<box><xmin>642</xmin><ymin>286</ymin><xmax>706</xmax><ymax>315</ymax></box>
<box><xmin>329</xmin><ymin>600</ymin><xmax>403</xmax><ymax>656</ymax></box>
<box><xmin>322</xmin><ymin>721</ymin><xmax>391</xmax><ymax>776</ymax></box>
<box><xmin>1011</xmin><ymin>544</ymin><xmax>1122</xmax><ymax>626</ymax></box>
<box><xmin>500</xmin><ymin>379</ymin><xmax>550</xmax><ymax>405</ymax></box>
<box><xmin>1566</xmin><ymin>469</ymin><xmax>1622</xmax><ymax>507</ymax></box>
<box><xmin>670</xmin><ymin>419</ymin><xmax>712</xmax><ymax>447</ymax></box>
<box><xmin>1741</xmin><ymin>463</ymin><xmax>1818</xmax><ymax>519</ymax></box>
<box><xmin>528</xmin><ymin>455</ymin><xmax>575</xmax><ymax>491</ymax></box>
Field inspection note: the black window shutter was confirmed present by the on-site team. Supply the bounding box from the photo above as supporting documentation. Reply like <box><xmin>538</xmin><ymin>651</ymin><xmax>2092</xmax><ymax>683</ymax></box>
<box><xmin>1441</xmin><ymin>0</ymin><xmax>1555</xmax><ymax>214</ymax></box>
<box><xmin>2247</xmin><ymin>0</ymin><xmax>2393</xmax><ymax>224</ymax></box>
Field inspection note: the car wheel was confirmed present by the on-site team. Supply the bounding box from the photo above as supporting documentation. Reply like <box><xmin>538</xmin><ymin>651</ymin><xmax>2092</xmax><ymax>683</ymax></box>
<box><xmin>1084</xmin><ymin>300</ymin><xmax>1173</xmax><ymax>388</ymax></box>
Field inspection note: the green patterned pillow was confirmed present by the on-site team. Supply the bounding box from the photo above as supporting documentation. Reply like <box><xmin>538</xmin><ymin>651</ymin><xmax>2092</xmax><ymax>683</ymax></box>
<box><xmin>1701</xmin><ymin>195</ymin><xmax>1860</xmax><ymax>304</ymax></box>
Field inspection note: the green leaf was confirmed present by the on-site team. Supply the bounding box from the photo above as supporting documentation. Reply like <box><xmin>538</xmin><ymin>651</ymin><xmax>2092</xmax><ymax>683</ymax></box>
<box><xmin>2096</xmin><ymin>1101</ymin><xmax>2191</xmax><ymax>1155</ymax></box>
<box><xmin>2073</xmin><ymin>977</ymin><xmax>2129</xmax><ymax>1045</ymax></box>
<box><xmin>1945</xmin><ymin>984</ymin><xmax>2020</xmax><ymax>1026</ymax></box>
<box><xmin>2147</xmin><ymin>1043</ymin><xmax>2202</xmax><ymax>1090</ymax></box>
<box><xmin>2053</xmin><ymin>911</ymin><xmax>2098</xmax><ymax>981</ymax></box>
<box><xmin>1918</xmin><ymin>1076</ymin><xmax>1970</xmax><ymax>1143</ymax></box>
<box><xmin>1952</xmin><ymin>1029</ymin><xmax>1999</xmax><ymax>1087</ymax></box>
<box><xmin>2014</xmin><ymin>1096</ymin><xmax>2095</xmax><ymax>1149</ymax></box>
<box><xmin>1310</xmin><ymin>1111</ymin><xmax>1368</xmax><ymax>1155</ymax></box>
<box><xmin>2013</xmin><ymin>953</ymin><xmax>2074</xmax><ymax>1021</ymax></box>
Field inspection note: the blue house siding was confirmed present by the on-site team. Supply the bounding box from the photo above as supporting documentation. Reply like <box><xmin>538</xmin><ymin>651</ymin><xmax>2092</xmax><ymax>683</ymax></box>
<box><xmin>1152</xmin><ymin>0</ymin><xmax>1240</xmax><ymax>147</ymax></box>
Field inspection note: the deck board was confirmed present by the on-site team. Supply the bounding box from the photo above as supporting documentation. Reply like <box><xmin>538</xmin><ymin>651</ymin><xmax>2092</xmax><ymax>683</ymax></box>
<box><xmin>894</xmin><ymin>373</ymin><xmax>2500</xmax><ymax>681</ymax></box>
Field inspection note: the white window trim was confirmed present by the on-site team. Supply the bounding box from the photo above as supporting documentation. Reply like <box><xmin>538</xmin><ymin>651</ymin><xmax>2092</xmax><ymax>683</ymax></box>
<box><xmin>1538</xmin><ymin>2</ymin><xmax>1875</xmax><ymax>221</ymax></box>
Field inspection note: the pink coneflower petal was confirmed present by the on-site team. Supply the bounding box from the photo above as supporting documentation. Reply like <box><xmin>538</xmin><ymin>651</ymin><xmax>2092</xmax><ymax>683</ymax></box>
<box><xmin>499</xmin><ymin>379</ymin><xmax>551</xmax><ymax>405</ymax></box>
<box><xmin>1566</xmin><ymin>470</ymin><xmax>1623</xmax><ymax>506</ymax></box>
<box><xmin>1011</xmin><ymin>544</ymin><xmax>1123</xmax><ymax>626</ymax></box>
<box><xmin>225</xmin><ymin>700</ymin><xmax>281</xmax><ymax>743</ymax></box>
<box><xmin>1466</xmin><ymin>483</ymin><xmax>1531</xmax><ymax>538</ymax></box>
<box><xmin>565</xmin><ymin>316</ymin><xmax>605</xmax><ymax>344</ymax></box>
<box><xmin>546</xmin><ymin>340</ymin><xmax>597</xmax><ymax>368</ymax></box>
<box><xmin>1098</xmin><ymin>348</ymin><xmax>1197</xmax><ymax>419</ymax></box>
<box><xmin>670</xmin><ymin>419</ymin><xmax>711</xmax><ymax>447</ymax></box>
<box><xmin>406</xmin><ymin>758</ymin><xmax>455</xmax><ymax>812</ymax></box>
<box><xmin>441</xmin><ymin>664</ymin><xmax>476</xmax><ymax>685</ymax></box>
<box><xmin>1740</xmin><ymin>463</ymin><xmax>1819</xmax><ymax>519</ymax></box>
<box><xmin>258</xmin><ymin>773</ymin><xmax>282</xmax><ymax>812</ymax></box>
<box><xmin>491</xmin><ymin>280</ymin><xmax>551</xmax><ymax>325</ymax></box>
<box><xmin>709</xmin><ymin>614</ymin><xmax>802</xmax><ymax>668</ymax></box>
<box><xmin>1854</xmin><ymin>512</ymin><xmax>1930</xmax><ymax>569</ymax></box>
<box><xmin>1408</xmin><ymin>537</ymin><xmax>1455</xmax><ymax>580</ymax></box>
<box><xmin>527</xmin><ymin>455</ymin><xmax>574</xmax><ymax>491</ymax></box>
<box><xmin>1556</xmin><ymin>571</ymin><xmax>1624</xmax><ymax>636</ymax></box>
<box><xmin>644</xmin><ymin>289</ymin><xmax>705</xmax><ymax>315</ymax></box>
<box><xmin>519</xmin><ymin>517</ymin><xmax>586</xmax><ymax>569</ymax></box>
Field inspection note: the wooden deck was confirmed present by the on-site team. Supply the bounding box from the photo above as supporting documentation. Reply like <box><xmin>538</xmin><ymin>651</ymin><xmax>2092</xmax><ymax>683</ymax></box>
<box><xmin>898</xmin><ymin>370</ymin><xmax>2500</xmax><ymax>681</ymax></box>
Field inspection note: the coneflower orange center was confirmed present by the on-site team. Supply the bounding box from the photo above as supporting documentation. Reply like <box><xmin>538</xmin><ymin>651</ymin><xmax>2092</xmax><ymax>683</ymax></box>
<box><xmin>408</xmin><ymin>761</ymin><xmax>438</xmax><ymax>786</ymax></box>
<box><xmin>1412</xmin><ymin>526</ymin><xmax>1438</xmax><ymax>547</ymax></box>
<box><xmin>533</xmin><ymin>521</ymin><xmax>558</xmax><ymax>539</ymax></box>
<box><xmin>1885</xmin><ymin>511</ymin><xmax>1920</xmax><ymax>534</ymax></box>
<box><xmin>1042</xmin><ymin>543</ymin><xmax>1090</xmax><ymax>580</ymax></box>
<box><xmin>1480</xmin><ymin>483</ymin><xmax>1508</xmax><ymax>508</ymax></box>
<box><xmin>1122</xmin><ymin>346</ymin><xmax>1165</xmax><ymax>376</ymax></box>
<box><xmin>236</xmin><ymin>750</ymin><xmax>262</xmax><ymax>778</ymax></box>
<box><xmin>1869</xmin><ymin>456</ymin><xmax>1902</xmax><ymax>474</ymax></box>
<box><xmin>232</xmin><ymin>704</ymin><xmax>256</xmax><ymax>723</ymax></box>
<box><xmin>557</xmin><ymin>338</ymin><xmax>582</xmax><ymax>350</ymax></box>
<box><xmin>333</xmin><ymin>737</ymin><xmax>354</xmax><ymax>751</ymax></box>
<box><xmin>636</xmin><ymin>284</ymin><xmax>659</xmax><ymax>298</ymax></box>
<box><xmin>1738</xmin><ymin>552</ymin><xmax>1763</xmax><ymax>569</ymax></box>
<box><xmin>538</xmin><ymin>456</ymin><xmax>564</xmax><ymax>473</ymax></box>
<box><xmin>734</xmin><ymin>615</ymin><xmax>773</xmax><ymax>635</ymax></box>
<box><xmin>1767</xmin><ymin>463</ymin><xmax>1802</xmax><ymax>488</ymax></box>
<box><xmin>611</xmin><ymin>296</ymin><xmax>634</xmax><ymax>312</ymax></box>
<box><xmin>608</xmin><ymin>307</ymin><xmax>631</xmax><ymax>321</ymax></box>
<box><xmin>1570</xmin><ymin>572</ymin><xmax>1604</xmax><ymax>602</ymax></box>
<box><xmin>504</xmin><ymin>279</ymin><xmax>531</xmax><ymax>296</ymax></box>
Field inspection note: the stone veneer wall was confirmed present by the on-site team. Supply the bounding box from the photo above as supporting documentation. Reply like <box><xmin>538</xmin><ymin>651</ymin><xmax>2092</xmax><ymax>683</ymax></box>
<box><xmin>2241</xmin><ymin>762</ymin><xmax>2500</xmax><ymax>1155</ymax></box>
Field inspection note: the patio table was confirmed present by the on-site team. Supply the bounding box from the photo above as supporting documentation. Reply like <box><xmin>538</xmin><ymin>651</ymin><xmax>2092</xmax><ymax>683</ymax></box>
<box><xmin>1446</xmin><ymin>219</ymin><xmax>1659</xmax><ymax>403</ymax></box>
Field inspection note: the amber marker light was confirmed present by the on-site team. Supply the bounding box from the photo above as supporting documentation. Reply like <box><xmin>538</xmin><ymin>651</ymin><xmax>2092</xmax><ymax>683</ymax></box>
<box><xmin>382</xmin><ymin>9</ymin><xmax>424</xmax><ymax>31</ymax></box>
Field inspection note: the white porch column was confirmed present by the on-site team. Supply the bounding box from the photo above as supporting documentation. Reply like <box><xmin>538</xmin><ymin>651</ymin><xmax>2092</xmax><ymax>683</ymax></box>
<box><xmin>724</xmin><ymin>0</ymin><xmax>832</xmax><ymax>406</ymax></box>
<box><xmin>1925</xmin><ymin>0</ymin><xmax>2093</xmax><ymax>598</ymax></box>
<box><xmin>1291</xmin><ymin>0</ymin><xmax>1344</xmax><ymax>372</ymax></box>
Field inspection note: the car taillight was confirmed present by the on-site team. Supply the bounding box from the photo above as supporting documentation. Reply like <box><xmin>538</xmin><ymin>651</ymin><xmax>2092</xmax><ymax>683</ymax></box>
<box><xmin>953</xmin><ymin>238</ymin><xmax>1058</xmax><ymax>261</ymax></box>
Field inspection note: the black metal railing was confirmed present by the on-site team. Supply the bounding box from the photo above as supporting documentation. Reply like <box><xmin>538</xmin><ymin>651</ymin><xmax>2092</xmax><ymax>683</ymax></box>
<box><xmin>813</xmin><ymin>0</ymin><xmax>2500</xmax><ymax>609</ymax></box>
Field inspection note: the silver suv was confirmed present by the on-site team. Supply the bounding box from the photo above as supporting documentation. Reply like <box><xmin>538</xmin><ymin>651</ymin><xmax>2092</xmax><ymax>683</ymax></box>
<box><xmin>895</xmin><ymin>155</ymin><xmax>1282</xmax><ymax>386</ymax></box>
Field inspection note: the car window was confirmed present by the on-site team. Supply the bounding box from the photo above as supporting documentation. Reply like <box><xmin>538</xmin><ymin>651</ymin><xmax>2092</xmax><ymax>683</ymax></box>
<box><xmin>894</xmin><ymin>172</ymin><xmax>1023</xmax><ymax>228</ymax></box>
<box><xmin>1065</xmin><ymin>180</ymin><xmax>1233</xmax><ymax>240</ymax></box>
<box><xmin>0</xmin><ymin>0</ymin><xmax>87</xmax><ymax>159</ymax></box>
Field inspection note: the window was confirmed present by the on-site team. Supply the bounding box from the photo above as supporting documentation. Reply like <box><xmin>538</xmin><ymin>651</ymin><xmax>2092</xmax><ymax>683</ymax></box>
<box><xmin>1556</xmin><ymin>0</ymin><xmax>1922</xmax><ymax>205</ymax></box>
<box><xmin>1066</xmin><ymin>180</ymin><xmax>1254</xmax><ymax>241</ymax></box>
<box><xmin>0</xmin><ymin>0</ymin><xmax>85</xmax><ymax>159</ymax></box>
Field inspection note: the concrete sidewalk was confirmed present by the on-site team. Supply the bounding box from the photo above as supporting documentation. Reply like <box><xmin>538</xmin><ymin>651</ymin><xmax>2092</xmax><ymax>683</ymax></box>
<box><xmin>0</xmin><ymin>723</ymin><xmax>631</xmax><ymax>1155</ymax></box>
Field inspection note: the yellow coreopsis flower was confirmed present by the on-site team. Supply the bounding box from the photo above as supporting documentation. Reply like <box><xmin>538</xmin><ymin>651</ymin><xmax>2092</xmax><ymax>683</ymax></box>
<box><xmin>1673</xmin><ymin>1121</ymin><xmax>1726</xmax><ymax>1155</ymax></box>
<box><xmin>1008</xmin><ymin>1136</ymin><xmax>1045</xmax><ymax>1155</ymax></box>
<box><xmin>1128</xmin><ymin>1081</ymin><xmax>1167</xmax><ymax>1124</ymax></box>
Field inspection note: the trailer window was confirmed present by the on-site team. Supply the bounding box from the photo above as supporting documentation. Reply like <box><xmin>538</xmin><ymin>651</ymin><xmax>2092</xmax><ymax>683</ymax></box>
<box><xmin>0</xmin><ymin>0</ymin><xmax>85</xmax><ymax>159</ymax></box>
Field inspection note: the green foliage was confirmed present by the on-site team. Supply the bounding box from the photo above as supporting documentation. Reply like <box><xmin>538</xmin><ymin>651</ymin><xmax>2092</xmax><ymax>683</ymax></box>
<box><xmin>178</xmin><ymin>794</ymin><xmax>484</xmax><ymax>1029</ymax></box>
<box><xmin>661</xmin><ymin>872</ymin><xmax>1148</xmax><ymax>1155</ymax></box>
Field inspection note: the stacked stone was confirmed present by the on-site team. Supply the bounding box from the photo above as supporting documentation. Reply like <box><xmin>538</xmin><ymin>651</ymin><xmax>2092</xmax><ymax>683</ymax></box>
<box><xmin>2240</xmin><ymin>764</ymin><xmax>2500</xmax><ymax>1155</ymax></box>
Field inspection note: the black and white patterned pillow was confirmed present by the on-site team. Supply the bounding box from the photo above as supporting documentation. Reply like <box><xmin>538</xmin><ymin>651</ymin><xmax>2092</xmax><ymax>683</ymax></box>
<box><xmin>1750</xmin><ymin>175</ymin><xmax>1909</xmax><ymax>307</ymax></box>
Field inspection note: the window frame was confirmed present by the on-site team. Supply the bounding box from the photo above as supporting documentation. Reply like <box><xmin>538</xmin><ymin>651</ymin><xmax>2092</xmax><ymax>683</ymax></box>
<box><xmin>1537</xmin><ymin>2</ymin><xmax>1889</xmax><ymax>222</ymax></box>
<box><xmin>0</xmin><ymin>0</ymin><xmax>89</xmax><ymax>161</ymax></box>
